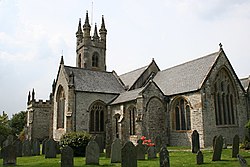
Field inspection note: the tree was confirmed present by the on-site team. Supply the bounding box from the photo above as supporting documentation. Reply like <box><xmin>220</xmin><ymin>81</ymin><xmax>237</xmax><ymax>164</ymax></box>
<box><xmin>9</xmin><ymin>111</ymin><xmax>27</xmax><ymax>137</ymax></box>
<box><xmin>0</xmin><ymin>111</ymin><xmax>11</xmax><ymax>138</ymax></box>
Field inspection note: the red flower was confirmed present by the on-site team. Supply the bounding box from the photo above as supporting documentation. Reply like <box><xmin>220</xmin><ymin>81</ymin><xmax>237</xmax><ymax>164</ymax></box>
<box><xmin>141</xmin><ymin>136</ymin><xmax>146</xmax><ymax>140</ymax></box>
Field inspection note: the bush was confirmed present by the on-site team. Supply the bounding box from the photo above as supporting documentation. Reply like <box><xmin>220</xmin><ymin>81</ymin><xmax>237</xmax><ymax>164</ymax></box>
<box><xmin>59</xmin><ymin>131</ymin><xmax>91</xmax><ymax>157</ymax></box>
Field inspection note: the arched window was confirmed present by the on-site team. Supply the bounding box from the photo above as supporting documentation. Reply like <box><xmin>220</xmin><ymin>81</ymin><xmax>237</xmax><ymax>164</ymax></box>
<box><xmin>214</xmin><ymin>68</ymin><xmax>236</xmax><ymax>126</ymax></box>
<box><xmin>173</xmin><ymin>97</ymin><xmax>191</xmax><ymax>131</ymax></box>
<box><xmin>78</xmin><ymin>54</ymin><xmax>81</xmax><ymax>68</ymax></box>
<box><xmin>89</xmin><ymin>102</ymin><xmax>106</xmax><ymax>132</ymax></box>
<box><xmin>92</xmin><ymin>52</ymin><xmax>99</xmax><ymax>67</ymax></box>
<box><xmin>128</xmin><ymin>107</ymin><xmax>136</xmax><ymax>135</ymax></box>
<box><xmin>56</xmin><ymin>86</ymin><xmax>65</xmax><ymax>129</ymax></box>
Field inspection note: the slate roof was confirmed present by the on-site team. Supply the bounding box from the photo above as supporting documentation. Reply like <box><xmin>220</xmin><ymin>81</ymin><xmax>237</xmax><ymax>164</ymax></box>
<box><xmin>240</xmin><ymin>77</ymin><xmax>250</xmax><ymax>91</ymax></box>
<box><xmin>119</xmin><ymin>65</ymin><xmax>148</xmax><ymax>88</ymax></box>
<box><xmin>154</xmin><ymin>51</ymin><xmax>220</xmax><ymax>95</ymax></box>
<box><xmin>64</xmin><ymin>66</ymin><xmax>125</xmax><ymax>94</ymax></box>
<box><xmin>111</xmin><ymin>87</ymin><xmax>144</xmax><ymax>105</ymax></box>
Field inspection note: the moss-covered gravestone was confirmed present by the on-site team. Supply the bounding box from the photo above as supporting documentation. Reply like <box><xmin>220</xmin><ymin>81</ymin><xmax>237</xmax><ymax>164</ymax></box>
<box><xmin>212</xmin><ymin>135</ymin><xmax>223</xmax><ymax>161</ymax></box>
<box><xmin>121</xmin><ymin>141</ymin><xmax>137</xmax><ymax>167</ymax></box>
<box><xmin>232</xmin><ymin>134</ymin><xmax>239</xmax><ymax>158</ymax></box>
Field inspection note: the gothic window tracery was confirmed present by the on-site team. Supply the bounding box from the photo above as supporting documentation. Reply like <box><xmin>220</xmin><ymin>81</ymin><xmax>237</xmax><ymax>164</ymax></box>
<box><xmin>89</xmin><ymin>102</ymin><xmax>105</xmax><ymax>132</ymax></box>
<box><xmin>173</xmin><ymin>97</ymin><xmax>191</xmax><ymax>131</ymax></box>
<box><xmin>213</xmin><ymin>68</ymin><xmax>236</xmax><ymax>126</ymax></box>
<box><xmin>56</xmin><ymin>86</ymin><xmax>65</xmax><ymax>129</ymax></box>
<box><xmin>128</xmin><ymin>106</ymin><xmax>136</xmax><ymax>135</ymax></box>
<box><xmin>92</xmin><ymin>52</ymin><xmax>99</xmax><ymax>67</ymax></box>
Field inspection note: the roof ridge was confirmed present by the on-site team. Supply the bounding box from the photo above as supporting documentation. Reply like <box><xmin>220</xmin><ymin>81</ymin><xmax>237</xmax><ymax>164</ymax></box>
<box><xmin>64</xmin><ymin>65</ymin><xmax>115</xmax><ymax>74</ymax></box>
<box><xmin>119</xmin><ymin>65</ymin><xmax>148</xmax><ymax>76</ymax></box>
<box><xmin>160</xmin><ymin>51</ymin><xmax>220</xmax><ymax>72</ymax></box>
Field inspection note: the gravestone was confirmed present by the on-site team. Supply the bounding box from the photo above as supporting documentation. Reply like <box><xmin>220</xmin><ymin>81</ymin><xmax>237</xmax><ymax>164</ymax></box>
<box><xmin>212</xmin><ymin>135</ymin><xmax>223</xmax><ymax>161</ymax></box>
<box><xmin>147</xmin><ymin>146</ymin><xmax>157</xmax><ymax>159</ymax></box>
<box><xmin>237</xmin><ymin>154</ymin><xmax>248</xmax><ymax>167</ymax></box>
<box><xmin>196</xmin><ymin>150</ymin><xmax>203</xmax><ymax>165</ymax></box>
<box><xmin>191</xmin><ymin>130</ymin><xmax>200</xmax><ymax>153</ymax></box>
<box><xmin>232</xmin><ymin>135</ymin><xmax>239</xmax><ymax>158</ymax></box>
<box><xmin>121</xmin><ymin>141</ymin><xmax>137</xmax><ymax>167</ymax></box>
<box><xmin>212</xmin><ymin>135</ymin><xmax>217</xmax><ymax>150</ymax></box>
<box><xmin>45</xmin><ymin>138</ymin><xmax>56</xmax><ymax>158</ymax></box>
<box><xmin>160</xmin><ymin>146</ymin><xmax>169</xmax><ymax>167</ymax></box>
<box><xmin>61</xmin><ymin>146</ymin><xmax>74</xmax><ymax>167</ymax></box>
<box><xmin>111</xmin><ymin>138</ymin><xmax>121</xmax><ymax>163</ymax></box>
<box><xmin>13</xmin><ymin>139</ymin><xmax>22</xmax><ymax>157</ymax></box>
<box><xmin>22</xmin><ymin>140</ymin><xmax>32</xmax><ymax>156</ymax></box>
<box><xmin>32</xmin><ymin>139</ymin><xmax>40</xmax><ymax>156</ymax></box>
<box><xmin>86</xmin><ymin>140</ymin><xmax>99</xmax><ymax>165</ymax></box>
<box><xmin>154</xmin><ymin>135</ymin><xmax>162</xmax><ymax>153</ymax></box>
<box><xmin>93</xmin><ymin>135</ymin><xmax>104</xmax><ymax>153</ymax></box>
<box><xmin>2</xmin><ymin>144</ymin><xmax>16</xmax><ymax>165</ymax></box>
<box><xmin>42</xmin><ymin>138</ymin><xmax>48</xmax><ymax>154</ymax></box>
<box><xmin>223</xmin><ymin>137</ymin><xmax>227</xmax><ymax>149</ymax></box>
<box><xmin>135</xmin><ymin>141</ymin><xmax>145</xmax><ymax>160</ymax></box>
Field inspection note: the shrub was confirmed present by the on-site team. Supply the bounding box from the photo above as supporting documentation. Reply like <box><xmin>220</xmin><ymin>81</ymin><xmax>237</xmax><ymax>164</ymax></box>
<box><xmin>59</xmin><ymin>131</ymin><xmax>91</xmax><ymax>156</ymax></box>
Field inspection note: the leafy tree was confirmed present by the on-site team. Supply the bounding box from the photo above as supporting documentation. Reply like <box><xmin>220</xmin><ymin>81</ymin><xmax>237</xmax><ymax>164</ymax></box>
<box><xmin>9</xmin><ymin>111</ymin><xmax>27</xmax><ymax>137</ymax></box>
<box><xmin>0</xmin><ymin>111</ymin><xmax>11</xmax><ymax>138</ymax></box>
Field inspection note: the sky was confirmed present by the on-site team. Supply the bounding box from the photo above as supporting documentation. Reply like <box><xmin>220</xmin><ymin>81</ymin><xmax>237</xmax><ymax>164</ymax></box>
<box><xmin>1</xmin><ymin>0</ymin><xmax>250</xmax><ymax>117</ymax></box>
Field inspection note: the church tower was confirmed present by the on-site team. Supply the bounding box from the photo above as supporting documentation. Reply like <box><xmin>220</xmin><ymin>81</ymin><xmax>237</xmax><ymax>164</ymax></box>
<box><xmin>76</xmin><ymin>11</ymin><xmax>107</xmax><ymax>71</ymax></box>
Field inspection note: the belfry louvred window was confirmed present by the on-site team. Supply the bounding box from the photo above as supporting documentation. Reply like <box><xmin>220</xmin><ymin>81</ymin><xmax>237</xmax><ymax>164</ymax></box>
<box><xmin>213</xmin><ymin>68</ymin><xmax>236</xmax><ymax>126</ymax></box>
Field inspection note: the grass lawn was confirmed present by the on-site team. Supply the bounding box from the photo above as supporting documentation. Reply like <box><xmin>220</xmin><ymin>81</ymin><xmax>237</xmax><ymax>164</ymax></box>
<box><xmin>0</xmin><ymin>147</ymin><xmax>250</xmax><ymax>167</ymax></box>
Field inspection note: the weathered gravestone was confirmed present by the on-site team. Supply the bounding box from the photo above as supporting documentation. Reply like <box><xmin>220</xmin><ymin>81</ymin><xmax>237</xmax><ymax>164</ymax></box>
<box><xmin>155</xmin><ymin>135</ymin><xmax>162</xmax><ymax>153</ymax></box>
<box><xmin>45</xmin><ymin>138</ymin><xmax>56</xmax><ymax>158</ymax></box>
<box><xmin>212</xmin><ymin>135</ymin><xmax>217</xmax><ymax>150</ymax></box>
<box><xmin>86</xmin><ymin>140</ymin><xmax>99</xmax><ymax>165</ymax></box>
<box><xmin>61</xmin><ymin>146</ymin><xmax>74</xmax><ymax>167</ymax></box>
<box><xmin>111</xmin><ymin>138</ymin><xmax>122</xmax><ymax>163</ymax></box>
<box><xmin>212</xmin><ymin>135</ymin><xmax>223</xmax><ymax>161</ymax></box>
<box><xmin>93</xmin><ymin>135</ymin><xmax>104</xmax><ymax>153</ymax></box>
<box><xmin>160</xmin><ymin>146</ymin><xmax>169</xmax><ymax>167</ymax></box>
<box><xmin>147</xmin><ymin>146</ymin><xmax>157</xmax><ymax>159</ymax></box>
<box><xmin>191</xmin><ymin>130</ymin><xmax>200</xmax><ymax>153</ymax></box>
<box><xmin>42</xmin><ymin>138</ymin><xmax>48</xmax><ymax>154</ymax></box>
<box><xmin>121</xmin><ymin>141</ymin><xmax>137</xmax><ymax>167</ymax></box>
<box><xmin>13</xmin><ymin>139</ymin><xmax>22</xmax><ymax>157</ymax></box>
<box><xmin>32</xmin><ymin>139</ymin><xmax>40</xmax><ymax>156</ymax></box>
<box><xmin>222</xmin><ymin>137</ymin><xmax>227</xmax><ymax>149</ymax></box>
<box><xmin>232</xmin><ymin>134</ymin><xmax>239</xmax><ymax>158</ymax></box>
<box><xmin>22</xmin><ymin>140</ymin><xmax>32</xmax><ymax>156</ymax></box>
<box><xmin>237</xmin><ymin>154</ymin><xmax>248</xmax><ymax>167</ymax></box>
<box><xmin>2</xmin><ymin>144</ymin><xmax>16</xmax><ymax>166</ymax></box>
<box><xmin>135</xmin><ymin>140</ymin><xmax>145</xmax><ymax>160</ymax></box>
<box><xmin>196</xmin><ymin>150</ymin><xmax>203</xmax><ymax>165</ymax></box>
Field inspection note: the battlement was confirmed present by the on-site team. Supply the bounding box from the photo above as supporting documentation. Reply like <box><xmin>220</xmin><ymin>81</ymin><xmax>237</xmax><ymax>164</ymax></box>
<box><xmin>27</xmin><ymin>99</ymin><xmax>52</xmax><ymax>108</ymax></box>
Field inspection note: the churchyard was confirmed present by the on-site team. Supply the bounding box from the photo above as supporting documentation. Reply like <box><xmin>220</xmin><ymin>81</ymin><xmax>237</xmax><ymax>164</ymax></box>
<box><xmin>0</xmin><ymin>132</ymin><xmax>250</xmax><ymax>167</ymax></box>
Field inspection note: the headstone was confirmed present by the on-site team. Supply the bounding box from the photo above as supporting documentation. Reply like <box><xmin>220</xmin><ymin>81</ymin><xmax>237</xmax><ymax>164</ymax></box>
<box><xmin>212</xmin><ymin>135</ymin><xmax>223</xmax><ymax>161</ymax></box>
<box><xmin>121</xmin><ymin>141</ymin><xmax>137</xmax><ymax>167</ymax></box>
<box><xmin>154</xmin><ymin>135</ymin><xmax>162</xmax><ymax>153</ymax></box>
<box><xmin>86</xmin><ymin>140</ymin><xmax>99</xmax><ymax>165</ymax></box>
<box><xmin>160</xmin><ymin>147</ymin><xmax>169</xmax><ymax>167</ymax></box>
<box><xmin>2</xmin><ymin>144</ymin><xmax>16</xmax><ymax>165</ymax></box>
<box><xmin>42</xmin><ymin>138</ymin><xmax>48</xmax><ymax>154</ymax></box>
<box><xmin>61</xmin><ymin>146</ymin><xmax>74</xmax><ymax>167</ymax></box>
<box><xmin>196</xmin><ymin>150</ymin><xmax>203</xmax><ymax>165</ymax></box>
<box><xmin>136</xmin><ymin>141</ymin><xmax>145</xmax><ymax>160</ymax></box>
<box><xmin>93</xmin><ymin>135</ymin><xmax>104</xmax><ymax>153</ymax></box>
<box><xmin>22</xmin><ymin>140</ymin><xmax>32</xmax><ymax>156</ymax></box>
<box><xmin>191</xmin><ymin>130</ymin><xmax>200</xmax><ymax>153</ymax></box>
<box><xmin>232</xmin><ymin>135</ymin><xmax>239</xmax><ymax>158</ymax></box>
<box><xmin>32</xmin><ymin>139</ymin><xmax>40</xmax><ymax>156</ymax></box>
<box><xmin>111</xmin><ymin>138</ymin><xmax>122</xmax><ymax>163</ymax></box>
<box><xmin>212</xmin><ymin>135</ymin><xmax>217</xmax><ymax>150</ymax></box>
<box><xmin>237</xmin><ymin>154</ymin><xmax>248</xmax><ymax>167</ymax></box>
<box><xmin>45</xmin><ymin>138</ymin><xmax>56</xmax><ymax>158</ymax></box>
<box><xmin>147</xmin><ymin>146</ymin><xmax>157</xmax><ymax>159</ymax></box>
<box><xmin>13</xmin><ymin>139</ymin><xmax>22</xmax><ymax>157</ymax></box>
<box><xmin>222</xmin><ymin>137</ymin><xmax>227</xmax><ymax>149</ymax></box>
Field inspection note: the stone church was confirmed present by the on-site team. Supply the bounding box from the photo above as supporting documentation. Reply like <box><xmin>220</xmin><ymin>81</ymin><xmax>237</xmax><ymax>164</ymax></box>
<box><xmin>26</xmin><ymin>12</ymin><xmax>250</xmax><ymax>148</ymax></box>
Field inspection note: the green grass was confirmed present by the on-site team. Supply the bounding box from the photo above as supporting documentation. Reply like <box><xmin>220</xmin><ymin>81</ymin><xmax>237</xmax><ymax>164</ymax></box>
<box><xmin>0</xmin><ymin>147</ymin><xmax>250</xmax><ymax>167</ymax></box>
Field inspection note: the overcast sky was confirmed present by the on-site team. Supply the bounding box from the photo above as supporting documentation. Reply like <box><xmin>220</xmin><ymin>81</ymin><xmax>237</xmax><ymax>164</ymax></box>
<box><xmin>1</xmin><ymin>0</ymin><xmax>250</xmax><ymax>117</ymax></box>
